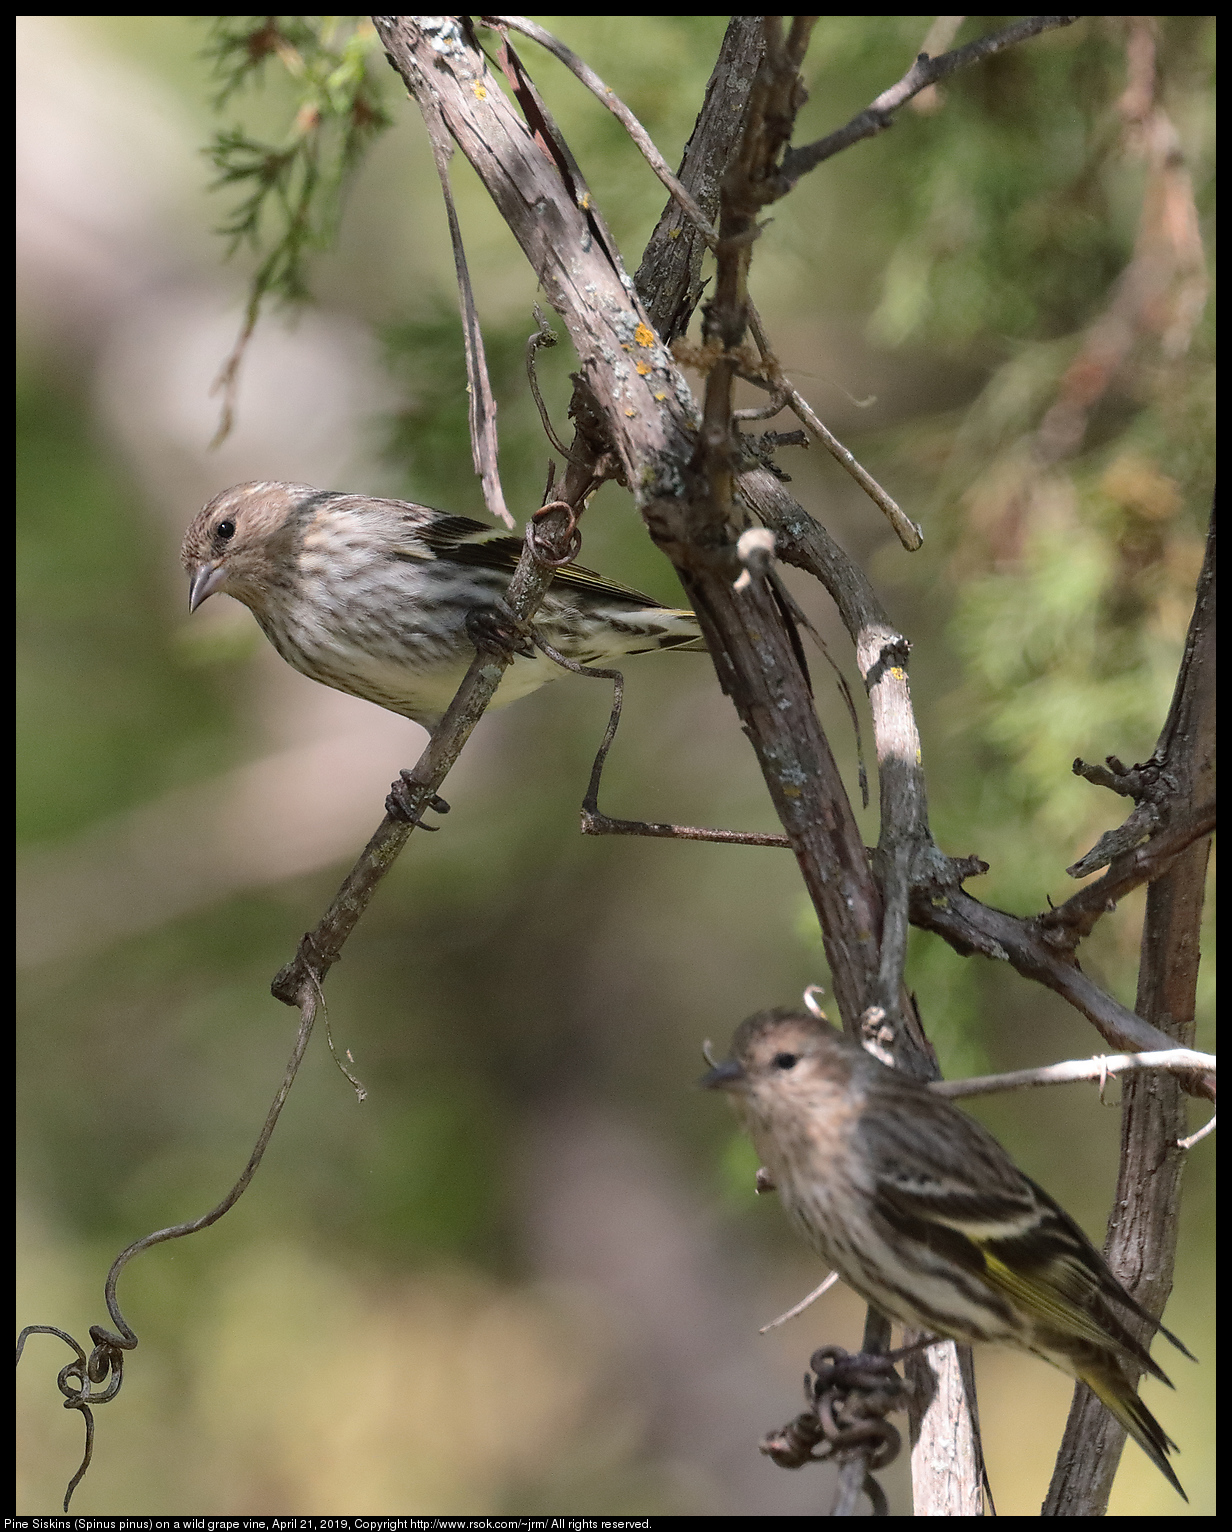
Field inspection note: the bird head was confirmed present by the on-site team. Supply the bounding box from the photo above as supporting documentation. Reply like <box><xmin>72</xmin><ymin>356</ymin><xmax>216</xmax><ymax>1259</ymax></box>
<box><xmin>181</xmin><ymin>481</ymin><xmax>313</xmax><ymax>613</ymax></box>
<box><xmin>700</xmin><ymin>1007</ymin><xmax>853</xmax><ymax>1103</ymax></box>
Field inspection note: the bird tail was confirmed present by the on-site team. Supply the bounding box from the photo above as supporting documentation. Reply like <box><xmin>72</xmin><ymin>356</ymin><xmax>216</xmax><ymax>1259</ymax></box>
<box><xmin>593</xmin><ymin>605</ymin><xmax>706</xmax><ymax>656</ymax></box>
<box><xmin>1079</xmin><ymin>1359</ymin><xmax>1187</xmax><ymax>1501</ymax></box>
<box><xmin>643</xmin><ymin>607</ymin><xmax>707</xmax><ymax>654</ymax></box>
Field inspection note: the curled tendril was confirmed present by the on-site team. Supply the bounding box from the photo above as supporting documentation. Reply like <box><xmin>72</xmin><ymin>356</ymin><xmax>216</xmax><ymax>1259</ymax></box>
<box><xmin>760</xmin><ymin>1342</ymin><xmax>913</xmax><ymax>1514</ymax></box>
<box><xmin>16</xmin><ymin>988</ymin><xmax>320</xmax><ymax>1510</ymax></box>
<box><xmin>528</xmin><ymin>499</ymin><xmax>582</xmax><ymax>566</ymax></box>
<box><xmin>16</xmin><ymin>1325</ymin><xmax>106</xmax><ymax>1511</ymax></box>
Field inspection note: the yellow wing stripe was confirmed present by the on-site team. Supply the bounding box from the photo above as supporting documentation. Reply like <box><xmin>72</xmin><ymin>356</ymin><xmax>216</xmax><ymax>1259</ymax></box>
<box><xmin>979</xmin><ymin>1251</ymin><xmax>1113</xmax><ymax>1351</ymax></box>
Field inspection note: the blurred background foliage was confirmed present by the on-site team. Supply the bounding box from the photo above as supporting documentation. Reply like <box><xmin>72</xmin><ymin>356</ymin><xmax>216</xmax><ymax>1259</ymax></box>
<box><xmin>17</xmin><ymin>15</ymin><xmax>1213</xmax><ymax>1516</ymax></box>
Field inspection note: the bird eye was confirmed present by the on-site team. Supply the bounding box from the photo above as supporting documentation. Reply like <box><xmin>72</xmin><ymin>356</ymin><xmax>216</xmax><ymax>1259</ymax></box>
<box><xmin>216</xmin><ymin>518</ymin><xmax>236</xmax><ymax>542</ymax></box>
<box><xmin>773</xmin><ymin>1052</ymin><xmax>799</xmax><ymax>1070</ymax></box>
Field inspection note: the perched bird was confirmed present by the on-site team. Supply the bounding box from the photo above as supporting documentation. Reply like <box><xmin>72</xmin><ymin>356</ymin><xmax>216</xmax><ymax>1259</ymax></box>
<box><xmin>702</xmin><ymin>1008</ymin><xmax>1192</xmax><ymax>1497</ymax></box>
<box><xmin>181</xmin><ymin>481</ymin><xmax>704</xmax><ymax>731</ymax></box>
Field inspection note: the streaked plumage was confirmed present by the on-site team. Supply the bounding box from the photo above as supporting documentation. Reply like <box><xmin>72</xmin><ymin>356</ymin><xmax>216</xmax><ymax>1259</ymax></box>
<box><xmin>703</xmin><ymin>1009</ymin><xmax>1192</xmax><ymax>1498</ymax></box>
<box><xmin>181</xmin><ymin>481</ymin><xmax>704</xmax><ymax>730</ymax></box>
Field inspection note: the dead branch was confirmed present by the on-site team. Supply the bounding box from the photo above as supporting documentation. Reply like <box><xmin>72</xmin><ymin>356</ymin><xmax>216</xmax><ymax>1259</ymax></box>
<box><xmin>779</xmin><ymin>17</ymin><xmax>1080</xmax><ymax>184</ymax></box>
<box><xmin>1045</xmin><ymin>502</ymin><xmax>1215</xmax><ymax>1514</ymax></box>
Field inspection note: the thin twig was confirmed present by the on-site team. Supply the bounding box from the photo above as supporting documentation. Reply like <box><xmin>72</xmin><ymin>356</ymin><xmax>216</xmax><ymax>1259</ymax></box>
<box><xmin>525</xmin><ymin>304</ymin><xmax>573</xmax><ymax>459</ymax></box>
<box><xmin>1041</xmin><ymin>798</ymin><xmax>1216</xmax><ymax>943</ymax></box>
<box><xmin>530</xmin><ymin>634</ymin><xmax>793</xmax><ymax>848</ymax></box>
<box><xmin>483</xmin><ymin>14</ymin><xmax>718</xmax><ymax>248</ymax></box>
<box><xmin>762</xmin><ymin>564</ymin><xmax>871</xmax><ymax>809</ymax></box>
<box><xmin>745</xmin><ymin>307</ymin><xmax>923</xmax><ymax>550</ymax></box>
<box><xmin>779</xmin><ymin>17</ymin><xmax>1080</xmax><ymax>184</ymax></box>
<box><xmin>913</xmin><ymin>880</ymin><xmax>1214</xmax><ymax>1083</ymax></box>
<box><xmin>1176</xmin><ymin>1115</ymin><xmax>1216</xmax><ymax>1151</ymax></box>
<box><xmin>786</xmin><ymin>384</ymin><xmax>923</xmax><ymax>551</ymax></box>
<box><xmin>908</xmin><ymin>17</ymin><xmax>966</xmax><ymax>114</ymax></box>
<box><xmin>734</xmin><ymin>385</ymin><xmax>792</xmax><ymax>423</ymax></box>
<box><xmin>582</xmin><ymin>815</ymin><xmax>791</xmax><ymax>848</ymax></box>
<box><xmin>207</xmin><ymin>291</ymin><xmax>260</xmax><ymax>450</ymax></box>
<box><xmin>316</xmin><ymin>970</ymin><xmax>367</xmax><ymax>1103</ymax></box>
<box><xmin>760</xmin><ymin>1271</ymin><xmax>840</xmax><ymax>1333</ymax></box>
<box><xmin>931</xmin><ymin>1048</ymin><xmax>1215</xmax><ymax>1100</ymax></box>
<box><xmin>420</xmin><ymin>82</ymin><xmax>514</xmax><ymax>528</ymax></box>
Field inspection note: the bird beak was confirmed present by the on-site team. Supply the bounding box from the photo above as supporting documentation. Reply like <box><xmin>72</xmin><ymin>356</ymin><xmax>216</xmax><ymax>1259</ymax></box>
<box><xmin>699</xmin><ymin>1057</ymin><xmax>746</xmax><ymax>1091</ymax></box>
<box><xmin>187</xmin><ymin>560</ymin><xmax>228</xmax><ymax>613</ymax></box>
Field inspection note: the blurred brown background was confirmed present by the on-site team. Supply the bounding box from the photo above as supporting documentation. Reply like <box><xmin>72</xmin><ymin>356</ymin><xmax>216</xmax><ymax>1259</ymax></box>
<box><xmin>17</xmin><ymin>16</ymin><xmax>1214</xmax><ymax>1515</ymax></box>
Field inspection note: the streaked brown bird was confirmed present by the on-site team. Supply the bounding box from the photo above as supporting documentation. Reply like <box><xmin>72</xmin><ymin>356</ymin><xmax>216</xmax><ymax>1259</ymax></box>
<box><xmin>702</xmin><ymin>1008</ymin><xmax>1192</xmax><ymax>1498</ymax></box>
<box><xmin>181</xmin><ymin>481</ymin><xmax>704</xmax><ymax>731</ymax></box>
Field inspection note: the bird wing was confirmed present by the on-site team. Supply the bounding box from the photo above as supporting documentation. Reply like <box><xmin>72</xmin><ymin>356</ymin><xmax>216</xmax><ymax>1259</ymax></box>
<box><xmin>860</xmin><ymin>1097</ymin><xmax>1178</xmax><ymax>1381</ymax></box>
<box><xmin>412</xmin><ymin>515</ymin><xmax>674</xmax><ymax>608</ymax></box>
<box><xmin>981</xmin><ymin>1177</ymin><xmax>1193</xmax><ymax>1365</ymax></box>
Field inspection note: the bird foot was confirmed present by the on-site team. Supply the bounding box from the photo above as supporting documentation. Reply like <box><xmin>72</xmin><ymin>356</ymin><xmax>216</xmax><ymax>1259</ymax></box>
<box><xmin>386</xmin><ymin>773</ymin><xmax>451</xmax><ymax>827</ymax></box>
<box><xmin>465</xmin><ymin>604</ymin><xmax>535</xmax><ymax>658</ymax></box>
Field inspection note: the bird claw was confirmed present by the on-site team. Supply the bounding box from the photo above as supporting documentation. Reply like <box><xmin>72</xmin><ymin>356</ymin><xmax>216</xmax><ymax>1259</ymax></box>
<box><xmin>386</xmin><ymin>774</ymin><xmax>451</xmax><ymax>827</ymax></box>
<box><xmin>465</xmin><ymin>604</ymin><xmax>535</xmax><ymax>658</ymax></box>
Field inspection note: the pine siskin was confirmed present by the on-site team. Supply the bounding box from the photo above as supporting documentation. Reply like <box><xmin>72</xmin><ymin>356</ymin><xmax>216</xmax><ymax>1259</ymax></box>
<box><xmin>181</xmin><ymin>481</ymin><xmax>704</xmax><ymax>731</ymax></box>
<box><xmin>702</xmin><ymin>1008</ymin><xmax>1193</xmax><ymax>1497</ymax></box>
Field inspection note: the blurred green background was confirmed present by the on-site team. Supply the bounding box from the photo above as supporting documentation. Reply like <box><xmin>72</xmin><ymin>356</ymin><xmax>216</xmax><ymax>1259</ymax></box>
<box><xmin>17</xmin><ymin>16</ymin><xmax>1214</xmax><ymax>1516</ymax></box>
